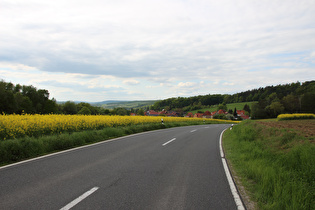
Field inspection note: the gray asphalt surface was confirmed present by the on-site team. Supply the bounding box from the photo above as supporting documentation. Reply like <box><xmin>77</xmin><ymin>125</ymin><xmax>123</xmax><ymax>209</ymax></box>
<box><xmin>0</xmin><ymin>124</ymin><xmax>237</xmax><ymax>210</ymax></box>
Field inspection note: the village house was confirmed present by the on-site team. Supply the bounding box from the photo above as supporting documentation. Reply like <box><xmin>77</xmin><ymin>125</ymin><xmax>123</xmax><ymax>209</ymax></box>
<box><xmin>184</xmin><ymin>109</ymin><xmax>249</xmax><ymax>120</ymax></box>
<box><xmin>144</xmin><ymin>109</ymin><xmax>249</xmax><ymax>119</ymax></box>
<box><xmin>193</xmin><ymin>113</ymin><xmax>203</xmax><ymax>118</ymax></box>
<box><xmin>185</xmin><ymin>112</ymin><xmax>194</xmax><ymax>118</ymax></box>
<box><xmin>166</xmin><ymin>111</ymin><xmax>178</xmax><ymax>117</ymax></box>
<box><xmin>202</xmin><ymin>110</ymin><xmax>212</xmax><ymax>118</ymax></box>
<box><xmin>217</xmin><ymin>109</ymin><xmax>227</xmax><ymax>115</ymax></box>
<box><xmin>145</xmin><ymin>110</ymin><xmax>159</xmax><ymax>116</ymax></box>
<box><xmin>236</xmin><ymin>110</ymin><xmax>250</xmax><ymax>120</ymax></box>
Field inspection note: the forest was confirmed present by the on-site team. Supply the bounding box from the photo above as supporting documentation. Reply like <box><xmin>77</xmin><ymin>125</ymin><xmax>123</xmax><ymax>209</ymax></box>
<box><xmin>0</xmin><ymin>80</ymin><xmax>108</xmax><ymax>115</ymax></box>
<box><xmin>0</xmin><ymin>81</ymin><xmax>58</xmax><ymax>114</ymax></box>
<box><xmin>1</xmin><ymin>80</ymin><xmax>314</xmax><ymax>118</ymax></box>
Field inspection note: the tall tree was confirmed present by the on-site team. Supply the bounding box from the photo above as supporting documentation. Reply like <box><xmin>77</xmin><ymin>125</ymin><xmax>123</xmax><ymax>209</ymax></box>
<box><xmin>243</xmin><ymin>104</ymin><xmax>251</xmax><ymax>114</ymax></box>
<box><xmin>266</xmin><ymin>101</ymin><xmax>284</xmax><ymax>118</ymax></box>
<box><xmin>233</xmin><ymin>107</ymin><xmax>237</xmax><ymax>117</ymax></box>
<box><xmin>301</xmin><ymin>92</ymin><xmax>315</xmax><ymax>113</ymax></box>
<box><xmin>63</xmin><ymin>101</ymin><xmax>77</xmax><ymax>114</ymax></box>
<box><xmin>217</xmin><ymin>103</ymin><xmax>227</xmax><ymax>111</ymax></box>
<box><xmin>282</xmin><ymin>94</ymin><xmax>299</xmax><ymax>113</ymax></box>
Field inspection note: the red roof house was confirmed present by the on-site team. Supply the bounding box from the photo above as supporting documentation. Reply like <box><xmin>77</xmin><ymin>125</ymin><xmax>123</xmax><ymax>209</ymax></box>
<box><xmin>203</xmin><ymin>111</ymin><xmax>212</xmax><ymax>118</ymax></box>
<box><xmin>194</xmin><ymin>113</ymin><xmax>203</xmax><ymax>118</ymax></box>
<box><xmin>217</xmin><ymin>109</ymin><xmax>227</xmax><ymax>114</ymax></box>
<box><xmin>236</xmin><ymin>110</ymin><xmax>250</xmax><ymax>120</ymax></box>
<box><xmin>185</xmin><ymin>112</ymin><xmax>194</xmax><ymax>118</ymax></box>
<box><xmin>145</xmin><ymin>110</ymin><xmax>159</xmax><ymax>116</ymax></box>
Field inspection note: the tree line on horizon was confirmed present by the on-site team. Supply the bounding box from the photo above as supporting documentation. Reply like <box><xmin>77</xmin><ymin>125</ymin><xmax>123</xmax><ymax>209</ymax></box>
<box><xmin>0</xmin><ymin>80</ymin><xmax>142</xmax><ymax>115</ymax></box>
<box><xmin>0</xmin><ymin>81</ymin><xmax>57</xmax><ymax>114</ymax></box>
<box><xmin>1</xmin><ymin>80</ymin><xmax>314</xmax><ymax>118</ymax></box>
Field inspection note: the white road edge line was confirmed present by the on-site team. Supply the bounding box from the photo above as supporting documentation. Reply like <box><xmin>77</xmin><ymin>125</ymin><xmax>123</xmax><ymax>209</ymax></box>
<box><xmin>220</xmin><ymin>128</ymin><xmax>245</xmax><ymax>210</ymax></box>
<box><xmin>60</xmin><ymin>187</ymin><xmax>99</xmax><ymax>210</ymax></box>
<box><xmin>190</xmin><ymin>129</ymin><xmax>197</xmax><ymax>132</ymax></box>
<box><xmin>162</xmin><ymin>138</ymin><xmax>176</xmax><ymax>146</ymax></box>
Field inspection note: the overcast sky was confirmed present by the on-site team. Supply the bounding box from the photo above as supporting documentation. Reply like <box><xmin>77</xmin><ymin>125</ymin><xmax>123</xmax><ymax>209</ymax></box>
<box><xmin>1</xmin><ymin>0</ymin><xmax>314</xmax><ymax>102</ymax></box>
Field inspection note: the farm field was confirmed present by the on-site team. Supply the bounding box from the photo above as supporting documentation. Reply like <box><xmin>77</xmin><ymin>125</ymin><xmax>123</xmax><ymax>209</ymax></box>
<box><xmin>0</xmin><ymin>114</ymin><xmax>235</xmax><ymax>140</ymax></box>
<box><xmin>257</xmin><ymin>119</ymin><xmax>315</xmax><ymax>140</ymax></box>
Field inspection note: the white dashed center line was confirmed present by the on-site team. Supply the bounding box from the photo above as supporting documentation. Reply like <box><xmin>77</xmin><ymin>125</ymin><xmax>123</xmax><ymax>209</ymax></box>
<box><xmin>162</xmin><ymin>138</ymin><xmax>176</xmax><ymax>146</ymax></box>
<box><xmin>60</xmin><ymin>187</ymin><xmax>99</xmax><ymax>210</ymax></box>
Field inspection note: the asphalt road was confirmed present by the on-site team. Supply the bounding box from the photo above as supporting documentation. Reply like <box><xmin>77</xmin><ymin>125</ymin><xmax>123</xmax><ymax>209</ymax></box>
<box><xmin>0</xmin><ymin>124</ymin><xmax>238</xmax><ymax>210</ymax></box>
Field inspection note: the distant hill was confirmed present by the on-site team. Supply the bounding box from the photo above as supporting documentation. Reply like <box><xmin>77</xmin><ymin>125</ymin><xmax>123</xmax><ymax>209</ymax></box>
<box><xmin>90</xmin><ymin>100</ymin><xmax>129</xmax><ymax>106</ymax></box>
<box><xmin>57</xmin><ymin>100</ymin><xmax>127</xmax><ymax>105</ymax></box>
<box><xmin>57</xmin><ymin>100</ymin><xmax>158</xmax><ymax>109</ymax></box>
<box><xmin>97</xmin><ymin>100</ymin><xmax>158</xmax><ymax>109</ymax></box>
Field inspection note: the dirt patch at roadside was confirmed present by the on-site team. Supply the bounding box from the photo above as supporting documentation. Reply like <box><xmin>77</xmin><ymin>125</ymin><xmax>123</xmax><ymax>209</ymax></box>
<box><xmin>256</xmin><ymin>119</ymin><xmax>315</xmax><ymax>141</ymax></box>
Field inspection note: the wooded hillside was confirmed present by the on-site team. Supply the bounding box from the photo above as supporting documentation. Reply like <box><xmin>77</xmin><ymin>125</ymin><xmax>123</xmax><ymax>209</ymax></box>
<box><xmin>152</xmin><ymin>81</ymin><xmax>315</xmax><ymax>118</ymax></box>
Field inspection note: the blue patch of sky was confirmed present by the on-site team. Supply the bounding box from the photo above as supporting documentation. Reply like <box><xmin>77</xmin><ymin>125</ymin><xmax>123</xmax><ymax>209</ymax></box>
<box><xmin>247</xmin><ymin>66</ymin><xmax>282</xmax><ymax>72</ymax></box>
<box><xmin>269</xmin><ymin>51</ymin><xmax>308</xmax><ymax>58</ymax></box>
<box><xmin>245</xmin><ymin>50</ymin><xmax>315</xmax><ymax>72</ymax></box>
<box><xmin>270</xmin><ymin>51</ymin><xmax>315</xmax><ymax>67</ymax></box>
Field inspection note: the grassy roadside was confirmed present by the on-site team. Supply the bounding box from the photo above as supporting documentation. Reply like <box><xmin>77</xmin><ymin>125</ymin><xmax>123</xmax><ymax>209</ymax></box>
<box><xmin>223</xmin><ymin>120</ymin><xmax>314</xmax><ymax>209</ymax></box>
<box><xmin>0</xmin><ymin>120</ymin><xmax>228</xmax><ymax>166</ymax></box>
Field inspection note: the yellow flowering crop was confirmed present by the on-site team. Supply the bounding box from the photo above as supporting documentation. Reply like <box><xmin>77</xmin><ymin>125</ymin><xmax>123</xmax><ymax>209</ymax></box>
<box><xmin>0</xmin><ymin>114</ymin><xmax>236</xmax><ymax>140</ymax></box>
<box><xmin>277</xmin><ymin>113</ymin><xmax>315</xmax><ymax>120</ymax></box>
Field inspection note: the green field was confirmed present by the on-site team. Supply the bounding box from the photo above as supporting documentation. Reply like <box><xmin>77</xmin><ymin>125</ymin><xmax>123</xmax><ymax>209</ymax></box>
<box><xmin>100</xmin><ymin>100</ymin><xmax>157</xmax><ymax>109</ymax></box>
<box><xmin>191</xmin><ymin>101</ymin><xmax>256</xmax><ymax>114</ymax></box>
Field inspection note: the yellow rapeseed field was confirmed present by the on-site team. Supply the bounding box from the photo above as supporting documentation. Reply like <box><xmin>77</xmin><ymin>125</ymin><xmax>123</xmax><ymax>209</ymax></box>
<box><xmin>277</xmin><ymin>113</ymin><xmax>315</xmax><ymax>120</ymax></box>
<box><xmin>0</xmin><ymin>114</ymin><xmax>235</xmax><ymax>140</ymax></box>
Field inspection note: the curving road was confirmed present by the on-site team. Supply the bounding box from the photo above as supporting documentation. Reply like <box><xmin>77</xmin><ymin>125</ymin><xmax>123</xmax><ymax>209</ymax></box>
<box><xmin>0</xmin><ymin>124</ymin><xmax>239</xmax><ymax>210</ymax></box>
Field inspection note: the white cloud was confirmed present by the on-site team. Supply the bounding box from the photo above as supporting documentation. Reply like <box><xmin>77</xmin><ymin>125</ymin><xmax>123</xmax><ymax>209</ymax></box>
<box><xmin>223</xmin><ymin>82</ymin><xmax>235</xmax><ymax>86</ymax></box>
<box><xmin>178</xmin><ymin>82</ymin><xmax>195</xmax><ymax>88</ymax></box>
<box><xmin>1</xmin><ymin>0</ymin><xmax>315</xmax><ymax>101</ymax></box>
<box><xmin>123</xmin><ymin>79</ymin><xmax>140</xmax><ymax>85</ymax></box>
<box><xmin>0</xmin><ymin>62</ymin><xmax>37</xmax><ymax>71</ymax></box>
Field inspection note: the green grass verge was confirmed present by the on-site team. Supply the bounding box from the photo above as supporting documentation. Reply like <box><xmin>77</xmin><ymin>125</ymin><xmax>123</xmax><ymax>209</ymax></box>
<box><xmin>0</xmin><ymin>120</ymin><xmax>228</xmax><ymax>166</ymax></box>
<box><xmin>223</xmin><ymin>120</ymin><xmax>314</xmax><ymax>209</ymax></box>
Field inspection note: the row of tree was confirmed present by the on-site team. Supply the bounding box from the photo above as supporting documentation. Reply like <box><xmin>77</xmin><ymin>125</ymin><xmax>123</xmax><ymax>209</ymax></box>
<box><xmin>0</xmin><ymin>81</ymin><xmax>105</xmax><ymax>115</ymax></box>
<box><xmin>251</xmin><ymin>91</ymin><xmax>315</xmax><ymax>119</ymax></box>
<box><xmin>60</xmin><ymin>102</ymin><xmax>148</xmax><ymax>116</ymax></box>
<box><xmin>152</xmin><ymin>94</ymin><xmax>225</xmax><ymax>112</ymax></box>
<box><xmin>237</xmin><ymin>81</ymin><xmax>315</xmax><ymax>118</ymax></box>
<box><xmin>0</xmin><ymin>81</ymin><xmax>58</xmax><ymax>114</ymax></box>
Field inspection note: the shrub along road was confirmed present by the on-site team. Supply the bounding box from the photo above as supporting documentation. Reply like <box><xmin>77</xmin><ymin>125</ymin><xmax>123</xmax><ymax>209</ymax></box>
<box><xmin>0</xmin><ymin>124</ymin><xmax>238</xmax><ymax>209</ymax></box>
